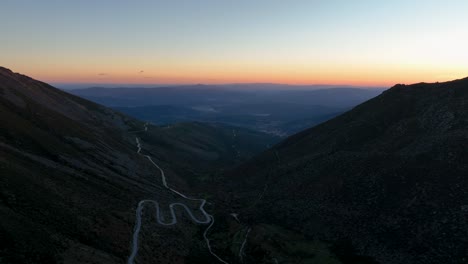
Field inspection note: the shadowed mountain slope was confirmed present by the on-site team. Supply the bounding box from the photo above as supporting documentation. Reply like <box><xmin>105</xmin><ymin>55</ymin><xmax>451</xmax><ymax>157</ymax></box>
<box><xmin>223</xmin><ymin>78</ymin><xmax>468</xmax><ymax>264</ymax></box>
<box><xmin>0</xmin><ymin>67</ymin><xmax>276</xmax><ymax>263</ymax></box>
<box><xmin>0</xmin><ymin>66</ymin><xmax>153</xmax><ymax>263</ymax></box>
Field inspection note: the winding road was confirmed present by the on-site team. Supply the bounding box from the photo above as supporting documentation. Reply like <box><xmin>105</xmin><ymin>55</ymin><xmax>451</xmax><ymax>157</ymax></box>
<box><xmin>128</xmin><ymin>123</ymin><xmax>229</xmax><ymax>264</ymax></box>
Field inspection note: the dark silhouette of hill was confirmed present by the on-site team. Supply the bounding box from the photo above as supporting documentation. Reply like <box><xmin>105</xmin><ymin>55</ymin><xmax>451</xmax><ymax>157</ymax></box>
<box><xmin>0</xmin><ymin>67</ymin><xmax>277</xmax><ymax>263</ymax></box>
<box><xmin>223</xmin><ymin>78</ymin><xmax>468</xmax><ymax>264</ymax></box>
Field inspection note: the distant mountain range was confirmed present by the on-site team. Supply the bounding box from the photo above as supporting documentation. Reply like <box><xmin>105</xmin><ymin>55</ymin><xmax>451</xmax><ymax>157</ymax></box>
<box><xmin>58</xmin><ymin>83</ymin><xmax>385</xmax><ymax>91</ymax></box>
<box><xmin>70</xmin><ymin>86</ymin><xmax>385</xmax><ymax>136</ymax></box>
<box><xmin>69</xmin><ymin>85</ymin><xmax>385</xmax><ymax>108</ymax></box>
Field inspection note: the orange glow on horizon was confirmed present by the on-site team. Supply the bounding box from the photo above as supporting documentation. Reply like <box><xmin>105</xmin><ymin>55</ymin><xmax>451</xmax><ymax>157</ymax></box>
<box><xmin>6</xmin><ymin>53</ymin><xmax>468</xmax><ymax>88</ymax></box>
<box><xmin>18</xmin><ymin>64</ymin><xmax>468</xmax><ymax>88</ymax></box>
<box><xmin>3</xmin><ymin>1</ymin><xmax>467</xmax><ymax>89</ymax></box>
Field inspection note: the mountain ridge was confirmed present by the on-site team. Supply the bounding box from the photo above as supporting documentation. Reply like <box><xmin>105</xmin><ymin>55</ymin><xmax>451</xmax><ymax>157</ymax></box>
<box><xmin>220</xmin><ymin>76</ymin><xmax>468</xmax><ymax>264</ymax></box>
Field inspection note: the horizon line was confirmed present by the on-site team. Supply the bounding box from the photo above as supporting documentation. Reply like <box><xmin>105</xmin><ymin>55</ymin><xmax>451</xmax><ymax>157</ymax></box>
<box><xmin>53</xmin><ymin>82</ymin><xmax>388</xmax><ymax>90</ymax></box>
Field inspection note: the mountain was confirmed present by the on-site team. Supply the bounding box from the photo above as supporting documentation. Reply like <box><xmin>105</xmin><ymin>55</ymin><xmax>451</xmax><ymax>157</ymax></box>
<box><xmin>3</xmin><ymin>66</ymin><xmax>467</xmax><ymax>264</ymax></box>
<box><xmin>220</xmin><ymin>78</ymin><xmax>468</xmax><ymax>263</ymax></box>
<box><xmin>59</xmin><ymin>83</ymin><xmax>383</xmax><ymax>91</ymax></box>
<box><xmin>0</xmin><ymin>67</ymin><xmax>277</xmax><ymax>263</ymax></box>
<box><xmin>70</xmin><ymin>86</ymin><xmax>384</xmax><ymax>136</ymax></box>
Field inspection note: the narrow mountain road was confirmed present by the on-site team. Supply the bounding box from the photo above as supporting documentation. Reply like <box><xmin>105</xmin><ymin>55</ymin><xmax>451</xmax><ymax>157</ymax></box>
<box><xmin>128</xmin><ymin>123</ymin><xmax>229</xmax><ymax>264</ymax></box>
<box><xmin>239</xmin><ymin>227</ymin><xmax>251</xmax><ymax>263</ymax></box>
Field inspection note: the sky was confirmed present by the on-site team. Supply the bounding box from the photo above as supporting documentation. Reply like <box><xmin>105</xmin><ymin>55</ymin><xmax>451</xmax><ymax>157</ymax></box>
<box><xmin>1</xmin><ymin>0</ymin><xmax>468</xmax><ymax>86</ymax></box>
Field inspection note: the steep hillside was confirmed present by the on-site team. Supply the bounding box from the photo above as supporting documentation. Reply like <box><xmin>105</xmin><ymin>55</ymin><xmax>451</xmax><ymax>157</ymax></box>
<box><xmin>223</xmin><ymin>78</ymin><xmax>468</xmax><ymax>264</ymax></box>
<box><xmin>0</xmin><ymin>67</ymin><xmax>275</xmax><ymax>263</ymax></box>
<box><xmin>0</xmin><ymin>66</ymin><xmax>156</xmax><ymax>263</ymax></box>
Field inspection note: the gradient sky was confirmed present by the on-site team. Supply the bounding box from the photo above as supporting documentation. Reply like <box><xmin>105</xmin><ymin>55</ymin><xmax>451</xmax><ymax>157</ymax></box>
<box><xmin>1</xmin><ymin>0</ymin><xmax>467</xmax><ymax>86</ymax></box>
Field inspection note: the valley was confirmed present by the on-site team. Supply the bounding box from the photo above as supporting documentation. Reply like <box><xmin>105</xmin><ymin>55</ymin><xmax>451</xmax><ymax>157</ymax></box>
<box><xmin>128</xmin><ymin>123</ymin><xmax>228</xmax><ymax>264</ymax></box>
<box><xmin>70</xmin><ymin>86</ymin><xmax>384</xmax><ymax>137</ymax></box>
<box><xmin>1</xmin><ymin>67</ymin><xmax>467</xmax><ymax>264</ymax></box>
<box><xmin>3</xmin><ymin>1</ymin><xmax>467</xmax><ymax>263</ymax></box>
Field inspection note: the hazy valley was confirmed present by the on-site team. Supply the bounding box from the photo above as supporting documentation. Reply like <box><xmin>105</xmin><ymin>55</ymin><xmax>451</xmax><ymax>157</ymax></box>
<box><xmin>70</xmin><ymin>86</ymin><xmax>384</xmax><ymax>137</ymax></box>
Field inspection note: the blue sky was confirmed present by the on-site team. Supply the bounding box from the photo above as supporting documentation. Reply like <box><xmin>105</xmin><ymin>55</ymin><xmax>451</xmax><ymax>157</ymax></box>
<box><xmin>1</xmin><ymin>0</ymin><xmax>467</xmax><ymax>85</ymax></box>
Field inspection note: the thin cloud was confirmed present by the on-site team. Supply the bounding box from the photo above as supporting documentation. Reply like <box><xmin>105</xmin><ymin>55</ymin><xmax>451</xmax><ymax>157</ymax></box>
<box><xmin>98</xmin><ymin>73</ymin><xmax>108</xmax><ymax>76</ymax></box>
<box><xmin>139</xmin><ymin>70</ymin><xmax>144</xmax><ymax>74</ymax></box>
